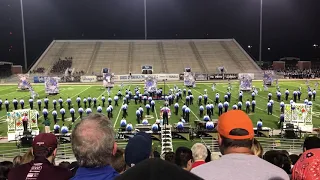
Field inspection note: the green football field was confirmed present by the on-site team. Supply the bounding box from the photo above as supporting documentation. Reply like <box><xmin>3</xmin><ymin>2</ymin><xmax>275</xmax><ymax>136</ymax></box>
<box><xmin>0</xmin><ymin>80</ymin><xmax>320</xmax><ymax>137</ymax></box>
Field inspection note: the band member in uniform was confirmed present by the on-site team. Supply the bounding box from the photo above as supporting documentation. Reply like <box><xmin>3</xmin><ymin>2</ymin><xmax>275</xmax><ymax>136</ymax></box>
<box><xmin>83</xmin><ymin>97</ymin><xmax>87</xmax><ymax>109</ymax></box>
<box><xmin>22</xmin><ymin>113</ymin><xmax>29</xmax><ymax>132</ymax></box>
<box><xmin>184</xmin><ymin>106</ymin><xmax>190</xmax><ymax>122</ymax></box>
<box><xmin>78</xmin><ymin>106</ymin><xmax>84</xmax><ymax>119</ymax></box>
<box><xmin>87</xmin><ymin>96</ymin><xmax>92</xmax><ymax>107</ymax></box>
<box><xmin>5</xmin><ymin>99</ymin><xmax>9</xmax><ymax>112</ymax></box>
<box><xmin>268</xmin><ymin>92</ymin><xmax>272</xmax><ymax>101</ymax></box>
<box><xmin>114</xmin><ymin>95</ymin><xmax>119</xmax><ymax>106</ymax></box>
<box><xmin>20</xmin><ymin>99</ymin><xmax>24</xmax><ymax>109</ymax></box>
<box><xmin>76</xmin><ymin>96</ymin><xmax>81</xmax><ymax>108</ymax></box>
<box><xmin>199</xmin><ymin>104</ymin><xmax>204</xmax><ymax>117</ymax></box>
<box><xmin>44</xmin><ymin>97</ymin><xmax>49</xmax><ymax>109</ymax></box>
<box><xmin>267</xmin><ymin>101</ymin><xmax>272</xmax><ymax>115</ymax></box>
<box><xmin>223</xmin><ymin>101</ymin><xmax>229</xmax><ymax>113</ymax></box>
<box><xmin>285</xmin><ymin>89</ymin><xmax>289</xmax><ymax>101</ymax></box>
<box><xmin>70</xmin><ymin>106</ymin><xmax>75</xmax><ymax>122</ymax></box>
<box><xmin>37</xmin><ymin>99</ymin><xmax>42</xmax><ymax>111</ymax></box>
<box><xmin>53</xmin><ymin>99</ymin><xmax>57</xmax><ymax>110</ymax></box>
<box><xmin>237</xmin><ymin>101</ymin><xmax>242</xmax><ymax>110</ymax></box>
<box><xmin>198</xmin><ymin>95</ymin><xmax>202</xmax><ymax>106</ymax></box>
<box><xmin>218</xmin><ymin>101</ymin><xmax>223</xmax><ymax>116</ymax></box>
<box><xmin>67</xmin><ymin>97</ymin><xmax>72</xmax><ymax>109</ymax></box>
<box><xmin>101</xmin><ymin>95</ymin><xmax>105</xmax><ymax>107</ymax></box>
<box><xmin>52</xmin><ymin>110</ymin><xmax>58</xmax><ymax>124</ymax></box>
<box><xmin>13</xmin><ymin>98</ymin><xmax>18</xmax><ymax>110</ymax></box>
<box><xmin>252</xmin><ymin>100</ymin><xmax>256</xmax><ymax>113</ymax></box>
<box><xmin>238</xmin><ymin>91</ymin><xmax>243</xmax><ymax>102</ymax></box>
<box><xmin>58</xmin><ymin>97</ymin><xmax>63</xmax><ymax>109</ymax></box>
<box><xmin>135</xmin><ymin>108</ymin><xmax>141</xmax><ymax>124</ymax></box>
<box><xmin>245</xmin><ymin>99</ymin><xmax>250</xmax><ymax>114</ymax></box>
<box><xmin>28</xmin><ymin>97</ymin><xmax>33</xmax><ymax>110</ymax></box>
<box><xmin>60</xmin><ymin>107</ymin><xmax>66</xmax><ymax>122</ymax></box>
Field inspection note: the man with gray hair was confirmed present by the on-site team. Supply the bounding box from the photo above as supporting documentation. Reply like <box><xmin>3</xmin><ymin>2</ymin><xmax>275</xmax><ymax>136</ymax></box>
<box><xmin>191</xmin><ymin>143</ymin><xmax>208</xmax><ymax>169</ymax></box>
<box><xmin>71</xmin><ymin>114</ymin><xmax>119</xmax><ymax>180</ymax></box>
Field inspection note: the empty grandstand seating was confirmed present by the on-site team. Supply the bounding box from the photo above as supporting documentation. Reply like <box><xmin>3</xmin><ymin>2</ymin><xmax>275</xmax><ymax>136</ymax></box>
<box><xmin>30</xmin><ymin>39</ymin><xmax>262</xmax><ymax>76</ymax></box>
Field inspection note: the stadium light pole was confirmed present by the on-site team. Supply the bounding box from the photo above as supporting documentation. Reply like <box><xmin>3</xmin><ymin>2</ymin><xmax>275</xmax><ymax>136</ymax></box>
<box><xmin>20</xmin><ymin>0</ymin><xmax>28</xmax><ymax>71</ymax></box>
<box><xmin>259</xmin><ymin>0</ymin><xmax>263</xmax><ymax>62</ymax></box>
<box><xmin>144</xmin><ymin>0</ymin><xmax>147</xmax><ymax>40</ymax></box>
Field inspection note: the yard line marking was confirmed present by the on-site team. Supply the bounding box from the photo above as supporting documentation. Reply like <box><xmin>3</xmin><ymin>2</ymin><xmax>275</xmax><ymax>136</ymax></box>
<box><xmin>203</xmin><ymin>84</ymin><xmax>280</xmax><ymax>118</ymax></box>
<box><xmin>167</xmin><ymin>84</ymin><xmax>200</xmax><ymax>121</ymax></box>
<box><xmin>154</xmin><ymin>103</ymin><xmax>159</xmax><ymax>120</ymax></box>
<box><xmin>113</xmin><ymin>85</ymin><xmax>131</xmax><ymax>128</ymax></box>
<box><xmin>38</xmin><ymin>86</ymin><xmax>93</xmax><ymax>120</ymax></box>
<box><xmin>0</xmin><ymin>87</ymin><xmax>14</xmax><ymax>92</ymax></box>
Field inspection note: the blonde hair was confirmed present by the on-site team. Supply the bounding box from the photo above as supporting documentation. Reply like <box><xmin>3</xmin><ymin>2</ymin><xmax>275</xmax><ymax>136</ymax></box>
<box><xmin>251</xmin><ymin>138</ymin><xmax>263</xmax><ymax>158</ymax></box>
<box><xmin>22</xmin><ymin>149</ymin><xmax>34</xmax><ymax>164</ymax></box>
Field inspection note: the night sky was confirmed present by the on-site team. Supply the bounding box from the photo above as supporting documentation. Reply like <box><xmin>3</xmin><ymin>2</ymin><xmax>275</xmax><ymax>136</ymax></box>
<box><xmin>1</xmin><ymin>0</ymin><xmax>320</xmax><ymax>69</ymax></box>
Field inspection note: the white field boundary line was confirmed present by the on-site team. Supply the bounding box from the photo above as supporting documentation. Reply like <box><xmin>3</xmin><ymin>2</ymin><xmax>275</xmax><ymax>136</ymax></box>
<box><xmin>284</xmin><ymin>84</ymin><xmax>320</xmax><ymax>108</ymax></box>
<box><xmin>37</xmin><ymin>86</ymin><xmax>93</xmax><ymax>120</ymax></box>
<box><xmin>154</xmin><ymin>102</ymin><xmax>159</xmax><ymax>120</ymax></box>
<box><xmin>113</xmin><ymin>85</ymin><xmax>131</xmax><ymax>128</ymax></box>
<box><xmin>255</xmin><ymin>84</ymin><xmax>320</xmax><ymax>117</ymax></box>
<box><xmin>202</xmin><ymin>84</ymin><xmax>280</xmax><ymax>118</ymax></box>
<box><xmin>166</xmin><ymin>84</ymin><xmax>200</xmax><ymax>121</ymax></box>
<box><xmin>0</xmin><ymin>86</ymin><xmax>16</xmax><ymax>93</ymax></box>
<box><xmin>0</xmin><ymin>88</ymin><xmax>53</xmax><ymax>121</ymax></box>
<box><xmin>72</xmin><ymin>88</ymin><xmax>107</xmax><ymax>123</ymax></box>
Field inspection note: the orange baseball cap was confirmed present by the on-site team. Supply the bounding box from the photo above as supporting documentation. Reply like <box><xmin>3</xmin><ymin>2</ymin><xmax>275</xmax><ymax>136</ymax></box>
<box><xmin>217</xmin><ymin>110</ymin><xmax>254</xmax><ymax>140</ymax></box>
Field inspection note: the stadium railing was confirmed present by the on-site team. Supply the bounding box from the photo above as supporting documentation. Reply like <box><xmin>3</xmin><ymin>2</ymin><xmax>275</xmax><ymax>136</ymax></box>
<box><xmin>0</xmin><ymin>141</ymin><xmax>129</xmax><ymax>163</ymax></box>
<box><xmin>200</xmin><ymin>137</ymin><xmax>304</xmax><ymax>155</ymax></box>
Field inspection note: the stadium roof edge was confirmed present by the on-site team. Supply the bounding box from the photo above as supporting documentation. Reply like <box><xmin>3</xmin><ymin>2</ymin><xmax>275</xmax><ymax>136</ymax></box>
<box><xmin>53</xmin><ymin>39</ymin><xmax>235</xmax><ymax>43</ymax></box>
<box><xmin>0</xmin><ymin>61</ymin><xmax>13</xmax><ymax>65</ymax></box>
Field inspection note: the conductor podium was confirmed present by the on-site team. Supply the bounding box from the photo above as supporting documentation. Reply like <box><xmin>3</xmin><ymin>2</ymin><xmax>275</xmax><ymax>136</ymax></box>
<box><xmin>283</xmin><ymin>103</ymin><xmax>313</xmax><ymax>138</ymax></box>
<box><xmin>7</xmin><ymin>109</ymin><xmax>39</xmax><ymax>141</ymax></box>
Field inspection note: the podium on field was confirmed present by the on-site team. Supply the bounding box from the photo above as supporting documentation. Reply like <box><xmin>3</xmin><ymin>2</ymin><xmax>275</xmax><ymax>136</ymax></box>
<box><xmin>283</xmin><ymin>104</ymin><xmax>313</xmax><ymax>138</ymax></box>
<box><xmin>7</xmin><ymin>109</ymin><xmax>39</xmax><ymax>141</ymax></box>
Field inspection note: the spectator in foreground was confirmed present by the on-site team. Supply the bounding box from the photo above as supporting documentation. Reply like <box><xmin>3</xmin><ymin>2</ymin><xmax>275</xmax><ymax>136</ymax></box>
<box><xmin>8</xmin><ymin>133</ymin><xmax>72</xmax><ymax>180</ymax></box>
<box><xmin>111</xmin><ymin>149</ymin><xmax>126</xmax><ymax>174</ymax></box>
<box><xmin>12</xmin><ymin>155</ymin><xmax>22</xmax><ymax>167</ymax></box>
<box><xmin>292</xmin><ymin>148</ymin><xmax>320</xmax><ymax>180</ymax></box>
<box><xmin>251</xmin><ymin>138</ymin><xmax>263</xmax><ymax>158</ymax></box>
<box><xmin>125</xmin><ymin>132</ymin><xmax>152</xmax><ymax>168</ymax></box>
<box><xmin>289</xmin><ymin>154</ymin><xmax>299</xmax><ymax>166</ymax></box>
<box><xmin>303</xmin><ymin>136</ymin><xmax>320</xmax><ymax>152</ymax></box>
<box><xmin>59</xmin><ymin>161</ymin><xmax>71</xmax><ymax>169</ymax></box>
<box><xmin>0</xmin><ymin>161</ymin><xmax>13</xmax><ymax>180</ymax></box>
<box><xmin>263</xmin><ymin>150</ymin><xmax>292</xmax><ymax>174</ymax></box>
<box><xmin>191</xmin><ymin>110</ymin><xmax>289</xmax><ymax>180</ymax></box>
<box><xmin>71</xmin><ymin>114</ymin><xmax>118</xmax><ymax>180</ymax></box>
<box><xmin>191</xmin><ymin>143</ymin><xmax>208</xmax><ymax>169</ymax></box>
<box><xmin>69</xmin><ymin>161</ymin><xmax>79</xmax><ymax>177</ymax></box>
<box><xmin>164</xmin><ymin>152</ymin><xmax>176</xmax><ymax>164</ymax></box>
<box><xmin>116</xmin><ymin>158</ymin><xmax>203</xmax><ymax>180</ymax></box>
<box><xmin>205</xmin><ymin>148</ymin><xmax>211</xmax><ymax>162</ymax></box>
<box><xmin>175</xmin><ymin>147</ymin><xmax>193</xmax><ymax>171</ymax></box>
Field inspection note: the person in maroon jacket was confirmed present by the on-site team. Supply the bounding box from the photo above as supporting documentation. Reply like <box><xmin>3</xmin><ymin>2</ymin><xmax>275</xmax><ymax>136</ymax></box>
<box><xmin>8</xmin><ymin>133</ymin><xmax>72</xmax><ymax>180</ymax></box>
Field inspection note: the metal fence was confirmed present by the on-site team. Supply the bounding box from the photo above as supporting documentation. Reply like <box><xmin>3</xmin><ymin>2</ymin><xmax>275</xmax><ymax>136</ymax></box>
<box><xmin>200</xmin><ymin>137</ymin><xmax>304</xmax><ymax>155</ymax></box>
<box><xmin>0</xmin><ymin>141</ymin><xmax>129</xmax><ymax>163</ymax></box>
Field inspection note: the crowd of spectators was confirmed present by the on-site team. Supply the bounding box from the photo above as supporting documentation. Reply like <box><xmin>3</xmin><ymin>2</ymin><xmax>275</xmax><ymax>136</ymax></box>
<box><xmin>31</xmin><ymin>67</ymin><xmax>45</xmax><ymax>73</ymax></box>
<box><xmin>263</xmin><ymin>66</ymin><xmax>320</xmax><ymax>79</ymax></box>
<box><xmin>1</xmin><ymin>112</ymin><xmax>320</xmax><ymax>180</ymax></box>
<box><xmin>50</xmin><ymin>57</ymin><xmax>73</xmax><ymax>74</ymax></box>
<box><xmin>281</xmin><ymin>68</ymin><xmax>320</xmax><ymax>79</ymax></box>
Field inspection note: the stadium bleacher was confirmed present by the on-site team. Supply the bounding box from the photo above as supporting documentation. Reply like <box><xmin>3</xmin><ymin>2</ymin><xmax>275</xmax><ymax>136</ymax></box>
<box><xmin>29</xmin><ymin>39</ymin><xmax>262</xmax><ymax>76</ymax></box>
